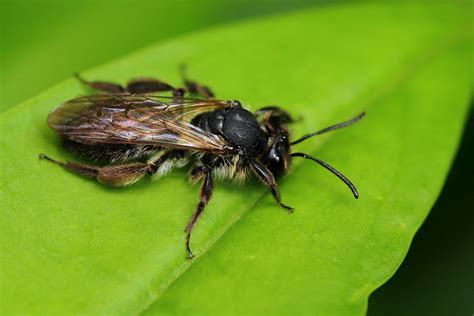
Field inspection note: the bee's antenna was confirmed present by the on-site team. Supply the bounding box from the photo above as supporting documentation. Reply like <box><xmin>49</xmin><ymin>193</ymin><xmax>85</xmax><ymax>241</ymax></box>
<box><xmin>291</xmin><ymin>112</ymin><xmax>365</xmax><ymax>145</ymax></box>
<box><xmin>290</xmin><ymin>152</ymin><xmax>359</xmax><ymax>199</ymax></box>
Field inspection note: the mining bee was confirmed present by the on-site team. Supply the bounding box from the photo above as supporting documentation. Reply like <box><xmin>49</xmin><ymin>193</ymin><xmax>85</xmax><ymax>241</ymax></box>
<box><xmin>40</xmin><ymin>68</ymin><xmax>365</xmax><ymax>259</ymax></box>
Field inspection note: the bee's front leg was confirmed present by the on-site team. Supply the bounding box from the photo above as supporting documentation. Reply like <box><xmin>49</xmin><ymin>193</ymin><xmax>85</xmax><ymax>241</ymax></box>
<box><xmin>254</xmin><ymin>106</ymin><xmax>294</xmax><ymax>129</ymax></box>
<box><xmin>250</xmin><ymin>159</ymin><xmax>294</xmax><ymax>212</ymax></box>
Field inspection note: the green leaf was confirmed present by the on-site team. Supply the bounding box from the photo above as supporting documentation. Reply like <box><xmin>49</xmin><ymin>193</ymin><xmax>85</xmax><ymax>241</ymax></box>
<box><xmin>0</xmin><ymin>3</ymin><xmax>471</xmax><ymax>315</ymax></box>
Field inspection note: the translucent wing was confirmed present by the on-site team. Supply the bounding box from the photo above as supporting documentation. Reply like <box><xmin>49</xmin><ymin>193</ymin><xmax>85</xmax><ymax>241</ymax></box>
<box><xmin>47</xmin><ymin>94</ymin><xmax>231</xmax><ymax>152</ymax></box>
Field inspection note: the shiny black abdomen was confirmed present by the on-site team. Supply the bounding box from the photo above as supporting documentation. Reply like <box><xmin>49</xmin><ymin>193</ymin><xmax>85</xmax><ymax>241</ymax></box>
<box><xmin>191</xmin><ymin>108</ymin><xmax>268</xmax><ymax>155</ymax></box>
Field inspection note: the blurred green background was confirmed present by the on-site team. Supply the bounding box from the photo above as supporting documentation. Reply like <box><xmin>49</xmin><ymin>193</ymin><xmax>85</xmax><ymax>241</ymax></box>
<box><xmin>1</xmin><ymin>0</ymin><xmax>472</xmax><ymax>314</ymax></box>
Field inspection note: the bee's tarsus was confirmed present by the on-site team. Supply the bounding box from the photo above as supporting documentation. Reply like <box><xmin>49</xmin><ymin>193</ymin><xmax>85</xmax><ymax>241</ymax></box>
<box><xmin>187</xmin><ymin>250</ymin><xmax>194</xmax><ymax>260</ymax></box>
<box><xmin>39</xmin><ymin>153</ymin><xmax>62</xmax><ymax>166</ymax></box>
<box><xmin>185</xmin><ymin>232</ymin><xmax>195</xmax><ymax>259</ymax></box>
<box><xmin>281</xmin><ymin>204</ymin><xmax>294</xmax><ymax>213</ymax></box>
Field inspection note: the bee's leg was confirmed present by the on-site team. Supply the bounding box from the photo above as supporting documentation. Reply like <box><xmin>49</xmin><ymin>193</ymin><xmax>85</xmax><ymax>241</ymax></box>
<box><xmin>125</xmin><ymin>78</ymin><xmax>185</xmax><ymax>97</ymax></box>
<box><xmin>250</xmin><ymin>160</ymin><xmax>294</xmax><ymax>212</ymax></box>
<box><xmin>75</xmin><ymin>74</ymin><xmax>125</xmax><ymax>93</ymax></box>
<box><xmin>180</xmin><ymin>64</ymin><xmax>214</xmax><ymax>98</ymax></box>
<box><xmin>39</xmin><ymin>153</ymin><xmax>101</xmax><ymax>179</ymax></box>
<box><xmin>39</xmin><ymin>153</ymin><xmax>168</xmax><ymax>186</ymax></box>
<box><xmin>185</xmin><ymin>168</ymin><xmax>214</xmax><ymax>259</ymax></box>
<box><xmin>254</xmin><ymin>106</ymin><xmax>294</xmax><ymax>129</ymax></box>
<box><xmin>188</xmin><ymin>165</ymin><xmax>205</xmax><ymax>184</ymax></box>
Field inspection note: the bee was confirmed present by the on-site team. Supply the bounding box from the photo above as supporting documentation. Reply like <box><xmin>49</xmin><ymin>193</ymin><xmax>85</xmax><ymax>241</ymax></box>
<box><xmin>40</xmin><ymin>70</ymin><xmax>365</xmax><ymax>259</ymax></box>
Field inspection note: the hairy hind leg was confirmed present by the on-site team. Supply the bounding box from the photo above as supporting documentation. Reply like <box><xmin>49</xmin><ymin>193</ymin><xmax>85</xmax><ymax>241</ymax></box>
<box><xmin>39</xmin><ymin>153</ymin><xmax>151</xmax><ymax>186</ymax></box>
<box><xmin>38</xmin><ymin>151</ymin><xmax>178</xmax><ymax>186</ymax></box>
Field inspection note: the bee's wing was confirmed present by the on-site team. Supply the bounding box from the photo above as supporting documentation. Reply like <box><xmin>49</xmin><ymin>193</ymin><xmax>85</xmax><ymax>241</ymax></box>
<box><xmin>47</xmin><ymin>94</ymin><xmax>231</xmax><ymax>152</ymax></box>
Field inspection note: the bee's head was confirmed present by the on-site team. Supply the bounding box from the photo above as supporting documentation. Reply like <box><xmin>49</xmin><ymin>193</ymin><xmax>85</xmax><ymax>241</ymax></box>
<box><xmin>264</xmin><ymin>129</ymin><xmax>291</xmax><ymax>178</ymax></box>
